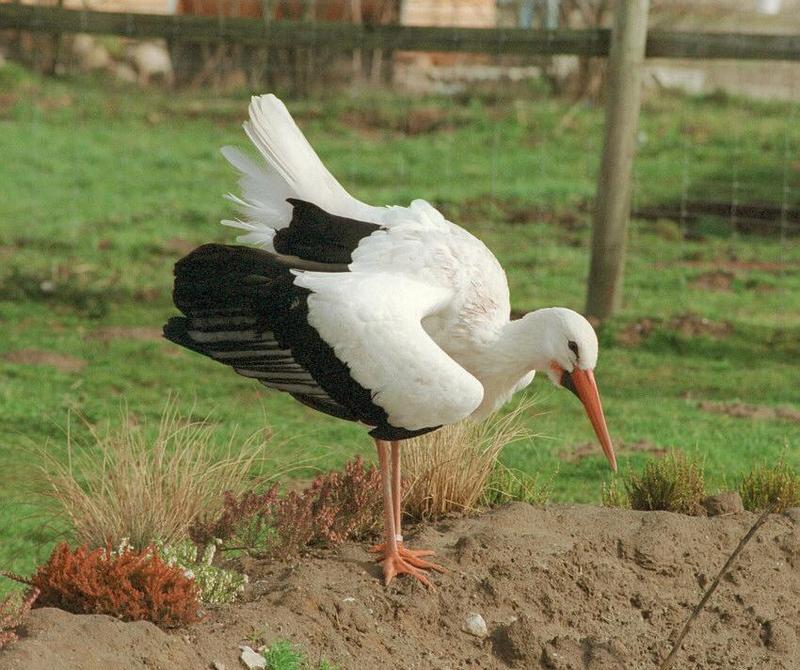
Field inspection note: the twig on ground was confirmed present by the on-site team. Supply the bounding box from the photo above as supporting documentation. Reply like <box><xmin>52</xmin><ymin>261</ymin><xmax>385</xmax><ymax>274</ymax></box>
<box><xmin>658</xmin><ymin>507</ymin><xmax>774</xmax><ymax>670</ymax></box>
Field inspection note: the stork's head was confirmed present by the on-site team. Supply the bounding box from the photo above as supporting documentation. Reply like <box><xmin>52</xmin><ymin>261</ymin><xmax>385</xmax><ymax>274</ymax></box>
<box><xmin>535</xmin><ymin>308</ymin><xmax>617</xmax><ymax>472</ymax></box>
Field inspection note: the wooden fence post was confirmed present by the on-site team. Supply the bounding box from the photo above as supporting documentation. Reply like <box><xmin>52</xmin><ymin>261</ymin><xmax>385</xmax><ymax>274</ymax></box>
<box><xmin>585</xmin><ymin>0</ymin><xmax>650</xmax><ymax>320</ymax></box>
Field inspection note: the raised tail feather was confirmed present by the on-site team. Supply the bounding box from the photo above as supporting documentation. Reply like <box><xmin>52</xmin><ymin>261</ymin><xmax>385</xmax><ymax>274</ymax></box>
<box><xmin>221</xmin><ymin>94</ymin><xmax>382</xmax><ymax>250</ymax></box>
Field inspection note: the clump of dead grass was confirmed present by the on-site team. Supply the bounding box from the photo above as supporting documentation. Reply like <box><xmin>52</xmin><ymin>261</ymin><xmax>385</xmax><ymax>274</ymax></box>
<box><xmin>37</xmin><ymin>400</ymin><xmax>268</xmax><ymax>549</ymax></box>
<box><xmin>402</xmin><ymin>400</ymin><xmax>535</xmax><ymax>520</ymax></box>
<box><xmin>603</xmin><ymin>451</ymin><xmax>706</xmax><ymax>515</ymax></box>
<box><xmin>738</xmin><ymin>460</ymin><xmax>800</xmax><ymax>513</ymax></box>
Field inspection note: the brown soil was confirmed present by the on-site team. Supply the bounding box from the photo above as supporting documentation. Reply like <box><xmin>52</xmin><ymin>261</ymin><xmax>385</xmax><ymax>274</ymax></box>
<box><xmin>699</xmin><ymin>401</ymin><xmax>800</xmax><ymax>423</ymax></box>
<box><xmin>2</xmin><ymin>349</ymin><xmax>86</xmax><ymax>373</ymax></box>
<box><xmin>674</xmin><ymin>259</ymin><xmax>796</xmax><ymax>274</ymax></box>
<box><xmin>617</xmin><ymin>313</ymin><xmax>733</xmax><ymax>346</ymax></box>
<box><xmin>85</xmin><ymin>326</ymin><xmax>163</xmax><ymax>342</ymax></box>
<box><xmin>563</xmin><ymin>440</ymin><xmax>668</xmax><ymax>463</ymax></box>
<box><xmin>340</xmin><ymin>107</ymin><xmax>463</xmax><ymax>137</ymax></box>
<box><xmin>689</xmin><ymin>270</ymin><xmax>735</xmax><ymax>292</ymax></box>
<box><xmin>3</xmin><ymin>504</ymin><xmax>800</xmax><ymax>670</ymax></box>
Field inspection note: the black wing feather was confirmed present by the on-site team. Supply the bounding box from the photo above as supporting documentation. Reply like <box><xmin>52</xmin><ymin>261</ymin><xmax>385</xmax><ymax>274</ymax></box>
<box><xmin>274</xmin><ymin>199</ymin><xmax>382</xmax><ymax>264</ymax></box>
<box><xmin>164</xmin><ymin>199</ymin><xmax>436</xmax><ymax>440</ymax></box>
<box><xmin>164</xmin><ymin>241</ymin><xmax>437</xmax><ymax>440</ymax></box>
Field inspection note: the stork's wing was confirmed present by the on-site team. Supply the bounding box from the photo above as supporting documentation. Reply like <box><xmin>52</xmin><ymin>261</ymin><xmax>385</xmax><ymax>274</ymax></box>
<box><xmin>294</xmin><ymin>271</ymin><xmax>485</xmax><ymax>432</ymax></box>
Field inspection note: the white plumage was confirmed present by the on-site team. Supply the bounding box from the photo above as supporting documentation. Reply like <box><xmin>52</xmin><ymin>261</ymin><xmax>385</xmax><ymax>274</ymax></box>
<box><xmin>221</xmin><ymin>94</ymin><xmax>575</xmax><ymax>428</ymax></box>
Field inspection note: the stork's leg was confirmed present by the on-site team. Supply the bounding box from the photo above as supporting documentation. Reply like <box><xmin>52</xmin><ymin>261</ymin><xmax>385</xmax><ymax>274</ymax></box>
<box><xmin>391</xmin><ymin>439</ymin><xmax>402</xmax><ymax>538</ymax></box>
<box><xmin>375</xmin><ymin>439</ymin><xmax>433</xmax><ymax>588</ymax></box>
<box><xmin>371</xmin><ymin>440</ymin><xmax>444</xmax><ymax>573</ymax></box>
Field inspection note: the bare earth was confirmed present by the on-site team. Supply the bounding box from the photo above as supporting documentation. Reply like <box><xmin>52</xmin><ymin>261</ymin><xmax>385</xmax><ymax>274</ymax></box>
<box><xmin>2</xmin><ymin>504</ymin><xmax>799</xmax><ymax>670</ymax></box>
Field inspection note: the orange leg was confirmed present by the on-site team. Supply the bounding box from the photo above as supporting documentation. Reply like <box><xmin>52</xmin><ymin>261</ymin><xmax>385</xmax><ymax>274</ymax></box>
<box><xmin>375</xmin><ymin>439</ymin><xmax>434</xmax><ymax>588</ymax></box>
<box><xmin>372</xmin><ymin>440</ymin><xmax>444</xmax><ymax>575</ymax></box>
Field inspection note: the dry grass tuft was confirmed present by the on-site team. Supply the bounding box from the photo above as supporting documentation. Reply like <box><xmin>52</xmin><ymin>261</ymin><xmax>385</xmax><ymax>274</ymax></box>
<box><xmin>620</xmin><ymin>451</ymin><xmax>706</xmax><ymax>515</ymax></box>
<box><xmin>402</xmin><ymin>400</ymin><xmax>534</xmax><ymax>520</ymax></box>
<box><xmin>37</xmin><ymin>400</ymin><xmax>268</xmax><ymax>549</ymax></box>
<box><xmin>738</xmin><ymin>460</ymin><xmax>800</xmax><ymax>513</ymax></box>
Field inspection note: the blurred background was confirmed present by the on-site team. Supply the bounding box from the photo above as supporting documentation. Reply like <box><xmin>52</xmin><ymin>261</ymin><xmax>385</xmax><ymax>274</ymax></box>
<box><xmin>0</xmin><ymin>0</ymin><xmax>798</xmax><ymax>578</ymax></box>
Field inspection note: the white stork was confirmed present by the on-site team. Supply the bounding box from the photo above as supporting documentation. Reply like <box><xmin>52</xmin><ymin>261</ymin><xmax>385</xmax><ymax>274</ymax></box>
<box><xmin>164</xmin><ymin>94</ymin><xmax>617</xmax><ymax>589</ymax></box>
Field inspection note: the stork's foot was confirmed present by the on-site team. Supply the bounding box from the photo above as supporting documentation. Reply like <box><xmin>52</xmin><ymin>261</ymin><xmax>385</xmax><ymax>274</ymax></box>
<box><xmin>381</xmin><ymin>552</ymin><xmax>435</xmax><ymax>589</ymax></box>
<box><xmin>370</xmin><ymin>543</ymin><xmax>446</xmax><ymax>573</ymax></box>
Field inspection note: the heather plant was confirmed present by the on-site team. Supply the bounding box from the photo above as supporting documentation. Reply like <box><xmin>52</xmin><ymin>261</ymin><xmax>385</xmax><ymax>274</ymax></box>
<box><xmin>7</xmin><ymin>543</ymin><xmax>201</xmax><ymax>628</ymax></box>
<box><xmin>738</xmin><ymin>460</ymin><xmax>800</xmax><ymax>513</ymax></box>
<box><xmin>192</xmin><ymin>456</ymin><xmax>383</xmax><ymax>559</ymax></box>
<box><xmin>0</xmin><ymin>588</ymin><xmax>39</xmax><ymax>650</ymax></box>
<box><xmin>37</xmin><ymin>400</ymin><xmax>269</xmax><ymax>550</ymax></box>
<box><xmin>156</xmin><ymin>539</ymin><xmax>246</xmax><ymax>605</ymax></box>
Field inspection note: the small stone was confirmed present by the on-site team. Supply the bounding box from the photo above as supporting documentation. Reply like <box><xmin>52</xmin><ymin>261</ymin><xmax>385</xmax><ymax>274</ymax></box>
<box><xmin>239</xmin><ymin>645</ymin><xmax>266</xmax><ymax>670</ymax></box>
<box><xmin>462</xmin><ymin>612</ymin><xmax>488</xmax><ymax>638</ymax></box>
<box><xmin>702</xmin><ymin>491</ymin><xmax>744</xmax><ymax>516</ymax></box>
<box><xmin>212</xmin><ymin>662</ymin><xmax>226</xmax><ymax>670</ymax></box>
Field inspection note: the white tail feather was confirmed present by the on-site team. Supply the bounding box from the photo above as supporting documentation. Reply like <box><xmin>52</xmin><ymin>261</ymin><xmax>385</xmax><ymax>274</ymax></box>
<box><xmin>221</xmin><ymin>94</ymin><xmax>381</xmax><ymax>247</ymax></box>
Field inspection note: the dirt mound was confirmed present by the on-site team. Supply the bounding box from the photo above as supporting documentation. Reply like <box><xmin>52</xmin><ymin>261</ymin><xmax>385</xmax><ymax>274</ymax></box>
<box><xmin>2</xmin><ymin>504</ymin><xmax>799</xmax><ymax>670</ymax></box>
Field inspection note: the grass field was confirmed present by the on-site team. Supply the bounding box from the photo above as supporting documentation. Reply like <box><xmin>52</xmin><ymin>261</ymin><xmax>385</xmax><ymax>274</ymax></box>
<box><xmin>1</xmin><ymin>64</ymin><xmax>798</xmax><ymax>583</ymax></box>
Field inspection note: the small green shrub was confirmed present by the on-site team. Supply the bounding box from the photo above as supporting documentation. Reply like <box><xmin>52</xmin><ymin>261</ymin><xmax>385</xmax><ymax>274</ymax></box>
<box><xmin>481</xmin><ymin>464</ymin><xmax>552</xmax><ymax>507</ymax></box>
<box><xmin>601</xmin><ymin>478</ymin><xmax>628</xmax><ymax>508</ymax></box>
<box><xmin>264</xmin><ymin>640</ymin><xmax>338</xmax><ymax>670</ymax></box>
<box><xmin>738</xmin><ymin>461</ymin><xmax>800</xmax><ymax>513</ymax></box>
<box><xmin>604</xmin><ymin>452</ymin><xmax>706</xmax><ymax>515</ymax></box>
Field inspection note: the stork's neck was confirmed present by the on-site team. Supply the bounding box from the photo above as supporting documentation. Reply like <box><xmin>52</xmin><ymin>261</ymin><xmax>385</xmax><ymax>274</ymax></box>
<box><xmin>484</xmin><ymin>309</ymin><xmax>557</xmax><ymax>380</ymax></box>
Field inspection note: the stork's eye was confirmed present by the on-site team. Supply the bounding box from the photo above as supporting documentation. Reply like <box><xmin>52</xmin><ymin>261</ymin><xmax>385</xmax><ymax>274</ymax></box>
<box><xmin>567</xmin><ymin>340</ymin><xmax>579</xmax><ymax>357</ymax></box>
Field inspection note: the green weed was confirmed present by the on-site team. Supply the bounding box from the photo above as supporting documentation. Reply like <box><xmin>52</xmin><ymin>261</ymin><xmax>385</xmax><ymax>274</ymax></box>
<box><xmin>738</xmin><ymin>460</ymin><xmax>800</xmax><ymax>513</ymax></box>
<box><xmin>264</xmin><ymin>640</ymin><xmax>338</xmax><ymax>670</ymax></box>
<box><xmin>604</xmin><ymin>452</ymin><xmax>706</xmax><ymax>515</ymax></box>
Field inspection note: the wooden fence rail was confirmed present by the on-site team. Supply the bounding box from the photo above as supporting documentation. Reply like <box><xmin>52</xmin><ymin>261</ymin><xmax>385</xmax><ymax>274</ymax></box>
<box><xmin>2</xmin><ymin>4</ymin><xmax>800</xmax><ymax>61</ymax></box>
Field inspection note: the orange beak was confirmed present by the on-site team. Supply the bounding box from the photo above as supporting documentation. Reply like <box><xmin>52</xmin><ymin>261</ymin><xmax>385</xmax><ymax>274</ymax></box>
<box><xmin>561</xmin><ymin>368</ymin><xmax>617</xmax><ymax>472</ymax></box>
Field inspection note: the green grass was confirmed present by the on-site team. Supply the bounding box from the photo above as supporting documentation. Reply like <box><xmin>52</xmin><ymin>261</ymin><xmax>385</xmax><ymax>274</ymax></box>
<box><xmin>264</xmin><ymin>640</ymin><xmax>337</xmax><ymax>670</ymax></box>
<box><xmin>1</xmin><ymin>64</ymin><xmax>799</xmax><ymax>586</ymax></box>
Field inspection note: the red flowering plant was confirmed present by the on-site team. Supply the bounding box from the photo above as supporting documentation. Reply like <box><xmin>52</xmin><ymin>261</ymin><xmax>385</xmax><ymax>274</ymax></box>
<box><xmin>191</xmin><ymin>456</ymin><xmax>384</xmax><ymax>558</ymax></box>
